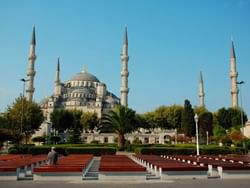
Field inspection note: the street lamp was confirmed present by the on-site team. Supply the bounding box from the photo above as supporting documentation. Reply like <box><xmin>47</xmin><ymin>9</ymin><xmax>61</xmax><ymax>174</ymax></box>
<box><xmin>206</xmin><ymin>131</ymin><xmax>209</xmax><ymax>145</ymax></box>
<box><xmin>194</xmin><ymin>113</ymin><xmax>200</xmax><ymax>156</ymax></box>
<box><xmin>237</xmin><ymin>81</ymin><xmax>246</xmax><ymax>153</ymax></box>
<box><xmin>20</xmin><ymin>78</ymin><xmax>29</xmax><ymax>134</ymax></box>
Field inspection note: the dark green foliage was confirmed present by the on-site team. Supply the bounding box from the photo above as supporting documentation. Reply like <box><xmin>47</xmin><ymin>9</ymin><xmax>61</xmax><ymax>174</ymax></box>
<box><xmin>135</xmin><ymin>145</ymin><xmax>244</xmax><ymax>155</ymax></box>
<box><xmin>28</xmin><ymin>146</ymin><xmax>67</xmax><ymax>155</ymax></box>
<box><xmin>50</xmin><ymin>109</ymin><xmax>74</xmax><ymax>133</ymax></box>
<box><xmin>181</xmin><ymin>99</ymin><xmax>195</xmax><ymax>136</ymax></box>
<box><xmin>81</xmin><ymin>112</ymin><xmax>99</xmax><ymax>131</ymax></box>
<box><xmin>135</xmin><ymin>147</ymin><xmax>195</xmax><ymax>155</ymax></box>
<box><xmin>5</xmin><ymin>96</ymin><xmax>44</xmax><ymax>144</ymax></box>
<box><xmin>8</xmin><ymin>144</ymin><xmax>35</xmax><ymax>154</ymax></box>
<box><xmin>66</xmin><ymin>147</ymin><xmax>116</xmax><ymax>156</ymax></box>
<box><xmin>215</xmin><ymin>107</ymin><xmax>247</xmax><ymax>129</ymax></box>
<box><xmin>50</xmin><ymin>135</ymin><xmax>61</xmax><ymax>144</ymax></box>
<box><xmin>31</xmin><ymin>136</ymin><xmax>45</xmax><ymax>145</ymax></box>
<box><xmin>99</xmin><ymin>105</ymin><xmax>137</xmax><ymax>148</ymax></box>
<box><xmin>198</xmin><ymin>111</ymin><xmax>213</xmax><ymax>142</ymax></box>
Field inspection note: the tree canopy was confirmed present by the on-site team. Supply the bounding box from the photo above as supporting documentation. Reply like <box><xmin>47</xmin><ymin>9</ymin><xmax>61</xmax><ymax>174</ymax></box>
<box><xmin>99</xmin><ymin>105</ymin><xmax>137</xmax><ymax>148</ymax></box>
<box><xmin>181</xmin><ymin>99</ymin><xmax>195</xmax><ymax>137</ymax></box>
<box><xmin>4</xmin><ymin>96</ymin><xmax>44</xmax><ymax>144</ymax></box>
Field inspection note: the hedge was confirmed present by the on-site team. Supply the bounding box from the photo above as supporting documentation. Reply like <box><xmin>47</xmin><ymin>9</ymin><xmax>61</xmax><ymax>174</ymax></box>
<box><xmin>20</xmin><ymin>146</ymin><xmax>116</xmax><ymax>156</ymax></box>
<box><xmin>66</xmin><ymin>147</ymin><xmax>116</xmax><ymax>156</ymax></box>
<box><xmin>134</xmin><ymin>146</ymin><xmax>244</xmax><ymax>155</ymax></box>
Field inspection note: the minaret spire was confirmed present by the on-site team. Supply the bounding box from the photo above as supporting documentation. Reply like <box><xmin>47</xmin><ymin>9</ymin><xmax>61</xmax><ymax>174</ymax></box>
<box><xmin>54</xmin><ymin>58</ymin><xmax>62</xmax><ymax>96</ymax></box>
<box><xmin>199</xmin><ymin>71</ymin><xmax>205</xmax><ymax>107</ymax></box>
<box><xmin>26</xmin><ymin>26</ymin><xmax>37</xmax><ymax>102</ymax></box>
<box><xmin>120</xmin><ymin>26</ymin><xmax>129</xmax><ymax>107</ymax></box>
<box><xmin>230</xmin><ymin>40</ymin><xmax>238</xmax><ymax>108</ymax></box>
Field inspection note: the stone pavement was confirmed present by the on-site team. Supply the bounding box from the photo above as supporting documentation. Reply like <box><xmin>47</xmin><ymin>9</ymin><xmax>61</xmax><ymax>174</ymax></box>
<box><xmin>1</xmin><ymin>179</ymin><xmax>250</xmax><ymax>188</ymax></box>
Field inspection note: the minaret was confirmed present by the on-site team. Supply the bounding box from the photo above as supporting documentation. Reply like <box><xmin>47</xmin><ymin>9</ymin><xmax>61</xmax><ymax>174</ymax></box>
<box><xmin>54</xmin><ymin>58</ymin><xmax>61</xmax><ymax>96</ymax></box>
<box><xmin>199</xmin><ymin>71</ymin><xmax>205</xmax><ymax>107</ymax></box>
<box><xmin>230</xmin><ymin>40</ymin><xmax>238</xmax><ymax>108</ymax></box>
<box><xmin>120</xmin><ymin>26</ymin><xmax>129</xmax><ymax>107</ymax></box>
<box><xmin>26</xmin><ymin>26</ymin><xmax>37</xmax><ymax>102</ymax></box>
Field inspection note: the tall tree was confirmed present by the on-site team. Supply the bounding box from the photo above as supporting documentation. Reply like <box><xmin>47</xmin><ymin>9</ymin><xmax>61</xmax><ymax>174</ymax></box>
<box><xmin>99</xmin><ymin>105</ymin><xmax>137</xmax><ymax>148</ymax></box>
<box><xmin>67</xmin><ymin>110</ymin><xmax>82</xmax><ymax>144</ymax></box>
<box><xmin>198</xmin><ymin>111</ymin><xmax>213</xmax><ymax>142</ymax></box>
<box><xmin>215</xmin><ymin>107</ymin><xmax>247</xmax><ymax>129</ymax></box>
<box><xmin>81</xmin><ymin>112</ymin><xmax>99</xmax><ymax>132</ymax></box>
<box><xmin>50</xmin><ymin>109</ymin><xmax>73</xmax><ymax>133</ymax></box>
<box><xmin>5</xmin><ymin>96</ymin><xmax>44</xmax><ymax>144</ymax></box>
<box><xmin>181</xmin><ymin>99</ymin><xmax>195</xmax><ymax>137</ymax></box>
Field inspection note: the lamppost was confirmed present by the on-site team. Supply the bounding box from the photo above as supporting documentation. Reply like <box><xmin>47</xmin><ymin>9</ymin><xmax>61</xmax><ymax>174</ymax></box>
<box><xmin>237</xmin><ymin>81</ymin><xmax>246</xmax><ymax>153</ymax></box>
<box><xmin>20</xmin><ymin>78</ymin><xmax>29</xmax><ymax>134</ymax></box>
<box><xmin>194</xmin><ymin>113</ymin><xmax>200</xmax><ymax>156</ymax></box>
<box><xmin>206</xmin><ymin>131</ymin><xmax>209</xmax><ymax>145</ymax></box>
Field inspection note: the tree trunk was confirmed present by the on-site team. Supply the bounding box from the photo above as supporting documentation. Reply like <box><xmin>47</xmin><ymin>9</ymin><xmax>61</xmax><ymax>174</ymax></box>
<box><xmin>118</xmin><ymin>133</ymin><xmax>125</xmax><ymax>149</ymax></box>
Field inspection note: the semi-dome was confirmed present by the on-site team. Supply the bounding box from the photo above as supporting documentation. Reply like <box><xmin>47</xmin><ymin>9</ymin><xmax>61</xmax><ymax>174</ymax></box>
<box><xmin>70</xmin><ymin>67</ymin><xmax>99</xmax><ymax>82</ymax></box>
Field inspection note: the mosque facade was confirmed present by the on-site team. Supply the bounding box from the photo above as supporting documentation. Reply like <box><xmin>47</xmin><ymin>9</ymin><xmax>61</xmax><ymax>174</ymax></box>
<box><xmin>26</xmin><ymin>27</ymin><xmax>246</xmax><ymax>144</ymax></box>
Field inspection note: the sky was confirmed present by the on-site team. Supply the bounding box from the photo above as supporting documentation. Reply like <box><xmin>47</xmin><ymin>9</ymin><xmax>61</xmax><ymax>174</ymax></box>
<box><xmin>0</xmin><ymin>0</ymin><xmax>250</xmax><ymax>116</ymax></box>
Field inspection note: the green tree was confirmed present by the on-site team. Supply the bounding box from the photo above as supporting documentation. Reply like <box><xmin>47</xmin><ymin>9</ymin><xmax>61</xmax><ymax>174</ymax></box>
<box><xmin>99</xmin><ymin>105</ymin><xmax>137</xmax><ymax>148</ymax></box>
<box><xmin>212</xmin><ymin>125</ymin><xmax>226</xmax><ymax>143</ymax></box>
<box><xmin>154</xmin><ymin>106</ymin><xmax>170</xmax><ymax>129</ymax></box>
<box><xmin>198</xmin><ymin>111</ymin><xmax>213</xmax><ymax>143</ymax></box>
<box><xmin>81</xmin><ymin>112</ymin><xmax>99</xmax><ymax>132</ymax></box>
<box><xmin>32</xmin><ymin>136</ymin><xmax>45</xmax><ymax>145</ymax></box>
<box><xmin>50</xmin><ymin>109</ymin><xmax>73</xmax><ymax>133</ymax></box>
<box><xmin>5</xmin><ymin>97</ymin><xmax>44</xmax><ymax>144</ymax></box>
<box><xmin>50</xmin><ymin>135</ymin><xmax>61</xmax><ymax>144</ymax></box>
<box><xmin>215</xmin><ymin>107</ymin><xmax>247</xmax><ymax>129</ymax></box>
<box><xmin>181</xmin><ymin>99</ymin><xmax>195</xmax><ymax>137</ymax></box>
<box><xmin>66</xmin><ymin>110</ymin><xmax>82</xmax><ymax>144</ymax></box>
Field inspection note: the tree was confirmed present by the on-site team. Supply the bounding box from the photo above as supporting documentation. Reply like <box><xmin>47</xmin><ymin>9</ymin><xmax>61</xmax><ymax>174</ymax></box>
<box><xmin>154</xmin><ymin>106</ymin><xmax>170</xmax><ymax>129</ymax></box>
<box><xmin>66</xmin><ymin>110</ymin><xmax>82</xmax><ymax>144</ymax></box>
<box><xmin>81</xmin><ymin>112</ymin><xmax>99</xmax><ymax>132</ymax></box>
<box><xmin>5</xmin><ymin>96</ymin><xmax>44</xmax><ymax>144</ymax></box>
<box><xmin>142</xmin><ymin>105</ymin><xmax>183</xmax><ymax>130</ymax></box>
<box><xmin>50</xmin><ymin>109</ymin><xmax>73</xmax><ymax>133</ymax></box>
<box><xmin>32</xmin><ymin>136</ymin><xmax>45</xmax><ymax>145</ymax></box>
<box><xmin>181</xmin><ymin>99</ymin><xmax>195</xmax><ymax>137</ymax></box>
<box><xmin>50</xmin><ymin>135</ymin><xmax>61</xmax><ymax>144</ymax></box>
<box><xmin>215</xmin><ymin>107</ymin><xmax>247</xmax><ymax>130</ymax></box>
<box><xmin>212</xmin><ymin>125</ymin><xmax>226</xmax><ymax>143</ymax></box>
<box><xmin>198</xmin><ymin>111</ymin><xmax>213</xmax><ymax>143</ymax></box>
<box><xmin>229</xmin><ymin>127</ymin><xmax>244</xmax><ymax>146</ymax></box>
<box><xmin>99</xmin><ymin>105</ymin><xmax>137</xmax><ymax>148</ymax></box>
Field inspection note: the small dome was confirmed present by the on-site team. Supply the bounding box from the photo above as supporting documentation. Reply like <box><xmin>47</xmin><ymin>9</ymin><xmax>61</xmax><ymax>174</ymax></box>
<box><xmin>70</xmin><ymin>67</ymin><xmax>99</xmax><ymax>82</ymax></box>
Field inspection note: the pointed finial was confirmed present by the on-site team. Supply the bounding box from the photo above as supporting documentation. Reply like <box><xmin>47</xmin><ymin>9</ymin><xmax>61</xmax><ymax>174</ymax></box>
<box><xmin>231</xmin><ymin>39</ymin><xmax>236</xmax><ymax>59</ymax></box>
<box><xmin>123</xmin><ymin>25</ymin><xmax>128</xmax><ymax>45</ymax></box>
<box><xmin>31</xmin><ymin>26</ymin><xmax>36</xmax><ymax>45</ymax></box>
<box><xmin>200</xmin><ymin>71</ymin><xmax>203</xmax><ymax>82</ymax></box>
<box><xmin>57</xmin><ymin>57</ymin><xmax>60</xmax><ymax>71</ymax></box>
<box><xmin>82</xmin><ymin>65</ymin><xmax>87</xmax><ymax>73</ymax></box>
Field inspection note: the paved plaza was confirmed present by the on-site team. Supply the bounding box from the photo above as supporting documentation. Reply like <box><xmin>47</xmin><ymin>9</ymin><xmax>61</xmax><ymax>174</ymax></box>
<box><xmin>1</xmin><ymin>179</ymin><xmax>250</xmax><ymax>188</ymax></box>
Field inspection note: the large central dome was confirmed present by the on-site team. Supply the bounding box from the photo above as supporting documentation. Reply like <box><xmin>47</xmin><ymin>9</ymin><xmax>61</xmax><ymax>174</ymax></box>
<box><xmin>70</xmin><ymin>67</ymin><xmax>99</xmax><ymax>82</ymax></box>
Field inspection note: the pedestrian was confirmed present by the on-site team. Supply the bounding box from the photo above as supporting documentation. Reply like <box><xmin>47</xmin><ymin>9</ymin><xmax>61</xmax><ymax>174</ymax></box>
<box><xmin>48</xmin><ymin>146</ymin><xmax>58</xmax><ymax>165</ymax></box>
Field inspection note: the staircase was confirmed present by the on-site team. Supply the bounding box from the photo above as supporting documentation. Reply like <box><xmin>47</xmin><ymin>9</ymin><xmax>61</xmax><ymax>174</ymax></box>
<box><xmin>83</xmin><ymin>157</ymin><xmax>100</xmax><ymax>180</ymax></box>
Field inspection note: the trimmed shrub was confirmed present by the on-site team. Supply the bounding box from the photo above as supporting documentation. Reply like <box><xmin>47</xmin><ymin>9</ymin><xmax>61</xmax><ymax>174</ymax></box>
<box><xmin>135</xmin><ymin>146</ymin><xmax>244</xmax><ymax>155</ymax></box>
<box><xmin>28</xmin><ymin>146</ymin><xmax>67</xmax><ymax>155</ymax></box>
<box><xmin>66</xmin><ymin>147</ymin><xmax>116</xmax><ymax>156</ymax></box>
<box><xmin>135</xmin><ymin>147</ymin><xmax>195</xmax><ymax>155</ymax></box>
<box><xmin>8</xmin><ymin>144</ymin><xmax>35</xmax><ymax>154</ymax></box>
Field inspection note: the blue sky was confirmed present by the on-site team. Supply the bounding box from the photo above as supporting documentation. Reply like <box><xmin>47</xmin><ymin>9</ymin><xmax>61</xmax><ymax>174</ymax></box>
<box><xmin>0</xmin><ymin>0</ymin><xmax>250</xmax><ymax>116</ymax></box>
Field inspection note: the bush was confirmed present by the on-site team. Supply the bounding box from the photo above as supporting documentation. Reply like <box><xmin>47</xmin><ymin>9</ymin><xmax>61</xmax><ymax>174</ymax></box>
<box><xmin>66</xmin><ymin>147</ymin><xmax>116</xmax><ymax>156</ymax></box>
<box><xmin>8</xmin><ymin>144</ymin><xmax>35</xmax><ymax>154</ymax></box>
<box><xmin>135</xmin><ymin>147</ymin><xmax>195</xmax><ymax>155</ymax></box>
<box><xmin>134</xmin><ymin>145</ymin><xmax>245</xmax><ymax>155</ymax></box>
<box><xmin>28</xmin><ymin>146</ymin><xmax>67</xmax><ymax>155</ymax></box>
